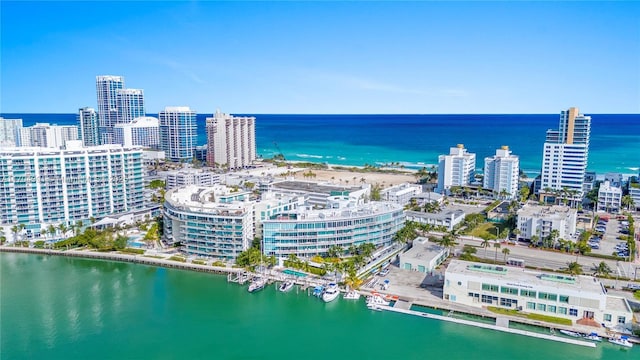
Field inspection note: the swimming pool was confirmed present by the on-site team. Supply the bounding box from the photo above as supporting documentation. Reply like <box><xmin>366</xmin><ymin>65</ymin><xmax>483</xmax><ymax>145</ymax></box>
<box><xmin>283</xmin><ymin>269</ymin><xmax>307</xmax><ymax>277</ymax></box>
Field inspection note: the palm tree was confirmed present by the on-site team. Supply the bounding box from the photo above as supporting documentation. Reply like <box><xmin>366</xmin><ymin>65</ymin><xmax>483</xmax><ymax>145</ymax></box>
<box><xmin>502</xmin><ymin>247</ymin><xmax>510</xmax><ymax>262</ymax></box>
<box><xmin>595</xmin><ymin>261</ymin><xmax>612</xmax><ymax>277</ymax></box>
<box><xmin>58</xmin><ymin>223</ymin><xmax>68</xmax><ymax>238</ymax></box>
<box><xmin>493</xmin><ymin>241</ymin><xmax>501</xmax><ymax>263</ymax></box>
<box><xmin>621</xmin><ymin>195</ymin><xmax>634</xmax><ymax>211</ymax></box>
<box><xmin>0</xmin><ymin>235</ymin><xmax>6</xmax><ymax>245</ymax></box>
<box><xmin>47</xmin><ymin>224</ymin><xmax>56</xmax><ymax>239</ymax></box>
<box><xmin>481</xmin><ymin>238</ymin><xmax>491</xmax><ymax>259</ymax></box>
<box><xmin>567</xmin><ymin>261</ymin><xmax>582</xmax><ymax>275</ymax></box>
<box><xmin>11</xmin><ymin>225</ymin><xmax>19</xmax><ymax>243</ymax></box>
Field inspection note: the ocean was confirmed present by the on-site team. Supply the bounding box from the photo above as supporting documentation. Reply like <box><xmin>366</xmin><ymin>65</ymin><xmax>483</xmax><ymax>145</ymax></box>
<box><xmin>1</xmin><ymin>253</ymin><xmax>637</xmax><ymax>360</ymax></box>
<box><xmin>2</xmin><ymin>113</ymin><xmax>639</xmax><ymax>178</ymax></box>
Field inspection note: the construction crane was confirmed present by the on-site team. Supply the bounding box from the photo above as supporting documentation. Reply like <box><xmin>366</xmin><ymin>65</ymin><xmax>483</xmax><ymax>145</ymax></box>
<box><xmin>273</xmin><ymin>141</ymin><xmax>286</xmax><ymax>161</ymax></box>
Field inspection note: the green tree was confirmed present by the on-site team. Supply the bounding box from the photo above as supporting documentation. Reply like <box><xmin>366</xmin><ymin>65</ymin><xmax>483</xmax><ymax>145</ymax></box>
<box><xmin>481</xmin><ymin>238</ymin><xmax>491</xmax><ymax>259</ymax></box>
<box><xmin>327</xmin><ymin>245</ymin><xmax>344</xmax><ymax>259</ymax></box>
<box><xmin>0</xmin><ymin>235</ymin><xmax>6</xmax><ymax>245</ymax></box>
<box><xmin>502</xmin><ymin>247</ymin><xmax>510</xmax><ymax>262</ymax></box>
<box><xmin>595</xmin><ymin>261</ymin><xmax>612</xmax><ymax>277</ymax></box>
<box><xmin>621</xmin><ymin>195</ymin><xmax>634</xmax><ymax>211</ymax></box>
<box><xmin>519</xmin><ymin>186</ymin><xmax>530</xmax><ymax>203</ymax></box>
<box><xmin>567</xmin><ymin>261</ymin><xmax>582</xmax><ymax>275</ymax></box>
<box><xmin>114</xmin><ymin>234</ymin><xmax>128</xmax><ymax>250</ymax></box>
<box><xmin>459</xmin><ymin>245</ymin><xmax>477</xmax><ymax>261</ymax></box>
<box><xmin>493</xmin><ymin>241</ymin><xmax>501</xmax><ymax>264</ymax></box>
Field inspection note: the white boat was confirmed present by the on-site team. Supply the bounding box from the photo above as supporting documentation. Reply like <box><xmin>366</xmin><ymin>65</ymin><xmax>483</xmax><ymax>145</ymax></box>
<box><xmin>322</xmin><ymin>283</ymin><xmax>340</xmax><ymax>303</ymax></box>
<box><xmin>366</xmin><ymin>292</ymin><xmax>390</xmax><ymax>310</ymax></box>
<box><xmin>278</xmin><ymin>281</ymin><xmax>294</xmax><ymax>292</ymax></box>
<box><xmin>248</xmin><ymin>277</ymin><xmax>266</xmax><ymax>293</ymax></box>
<box><xmin>583</xmin><ymin>332</ymin><xmax>602</xmax><ymax>342</ymax></box>
<box><xmin>608</xmin><ymin>336</ymin><xmax>633</xmax><ymax>348</ymax></box>
<box><xmin>559</xmin><ymin>329</ymin><xmax>583</xmax><ymax>338</ymax></box>
<box><xmin>343</xmin><ymin>290</ymin><xmax>361</xmax><ymax>300</ymax></box>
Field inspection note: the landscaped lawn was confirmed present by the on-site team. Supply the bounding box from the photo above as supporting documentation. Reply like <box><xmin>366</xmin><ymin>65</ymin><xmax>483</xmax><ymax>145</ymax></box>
<box><xmin>469</xmin><ymin>222</ymin><xmax>500</xmax><ymax>239</ymax></box>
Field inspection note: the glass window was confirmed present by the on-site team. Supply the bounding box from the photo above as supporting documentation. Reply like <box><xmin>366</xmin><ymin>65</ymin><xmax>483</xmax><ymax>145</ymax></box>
<box><xmin>527</xmin><ymin>302</ymin><xmax>535</xmax><ymax>310</ymax></box>
<box><xmin>558</xmin><ymin>307</ymin><xmax>567</xmax><ymax>315</ymax></box>
<box><xmin>537</xmin><ymin>303</ymin><xmax>546</xmax><ymax>311</ymax></box>
<box><xmin>559</xmin><ymin>295</ymin><xmax>569</xmax><ymax>303</ymax></box>
<box><xmin>569</xmin><ymin>309</ymin><xmax>578</xmax><ymax>316</ymax></box>
<box><xmin>604</xmin><ymin>314</ymin><xmax>612</xmax><ymax>321</ymax></box>
<box><xmin>617</xmin><ymin>316</ymin><xmax>626</xmax><ymax>324</ymax></box>
<box><xmin>547</xmin><ymin>305</ymin><xmax>556</xmax><ymax>313</ymax></box>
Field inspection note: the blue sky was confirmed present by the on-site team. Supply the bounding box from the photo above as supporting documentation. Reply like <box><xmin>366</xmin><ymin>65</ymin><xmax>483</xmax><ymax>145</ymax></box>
<box><xmin>1</xmin><ymin>1</ymin><xmax>639</xmax><ymax>114</ymax></box>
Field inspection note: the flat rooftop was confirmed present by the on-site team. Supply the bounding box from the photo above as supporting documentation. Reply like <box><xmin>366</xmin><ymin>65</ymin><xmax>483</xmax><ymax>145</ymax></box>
<box><xmin>165</xmin><ymin>185</ymin><xmax>251</xmax><ymax>213</ymax></box>
<box><xmin>268</xmin><ymin>201</ymin><xmax>402</xmax><ymax>221</ymax></box>
<box><xmin>401</xmin><ymin>237</ymin><xmax>446</xmax><ymax>261</ymax></box>
<box><xmin>405</xmin><ymin>209</ymin><xmax>464</xmax><ymax>221</ymax></box>
<box><xmin>272</xmin><ymin>180</ymin><xmax>360</xmax><ymax>194</ymax></box>
<box><xmin>446</xmin><ymin>259</ymin><xmax>605</xmax><ymax>294</ymax></box>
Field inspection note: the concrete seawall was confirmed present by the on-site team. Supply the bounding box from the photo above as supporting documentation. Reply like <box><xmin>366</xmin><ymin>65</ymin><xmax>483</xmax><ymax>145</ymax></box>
<box><xmin>0</xmin><ymin>247</ymin><xmax>242</xmax><ymax>276</ymax></box>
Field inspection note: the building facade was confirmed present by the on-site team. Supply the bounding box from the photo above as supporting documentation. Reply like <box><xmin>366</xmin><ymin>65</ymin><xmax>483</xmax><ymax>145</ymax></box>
<box><xmin>205</xmin><ymin>110</ymin><xmax>256</xmax><ymax>169</ymax></box>
<box><xmin>597</xmin><ymin>181</ymin><xmax>622</xmax><ymax>213</ymax></box>
<box><xmin>540</xmin><ymin>107</ymin><xmax>591</xmax><ymax>198</ymax></box>
<box><xmin>159</xmin><ymin>107</ymin><xmax>197</xmax><ymax>162</ymax></box>
<box><xmin>16</xmin><ymin>123</ymin><xmax>79</xmax><ymax>148</ymax></box>
<box><xmin>516</xmin><ymin>203</ymin><xmax>577</xmax><ymax>242</ymax></box>
<box><xmin>437</xmin><ymin>144</ymin><xmax>476</xmax><ymax>194</ymax></box>
<box><xmin>164</xmin><ymin>168</ymin><xmax>221</xmax><ymax>190</ymax></box>
<box><xmin>399</xmin><ymin>237</ymin><xmax>448</xmax><ymax>273</ymax></box>
<box><xmin>0</xmin><ymin>141</ymin><xmax>144</xmax><ymax>239</ymax></box>
<box><xmin>78</xmin><ymin>107</ymin><xmax>100</xmax><ymax>147</ymax></box>
<box><xmin>0</xmin><ymin>117</ymin><xmax>23</xmax><ymax>147</ymax></box>
<box><xmin>113</xmin><ymin>116</ymin><xmax>160</xmax><ymax>149</ymax></box>
<box><xmin>483</xmin><ymin>146</ymin><xmax>519</xmax><ymax>199</ymax></box>
<box><xmin>380</xmin><ymin>183</ymin><xmax>422</xmax><ymax>205</ymax></box>
<box><xmin>116</xmin><ymin>88</ymin><xmax>145</xmax><ymax>124</ymax></box>
<box><xmin>163</xmin><ymin>185</ymin><xmax>254</xmax><ymax>260</ymax></box>
<box><xmin>96</xmin><ymin>75</ymin><xmax>125</xmax><ymax>145</ymax></box>
<box><xmin>262</xmin><ymin>196</ymin><xmax>405</xmax><ymax>258</ymax></box>
<box><xmin>444</xmin><ymin>260</ymin><xmax>633</xmax><ymax>330</ymax></box>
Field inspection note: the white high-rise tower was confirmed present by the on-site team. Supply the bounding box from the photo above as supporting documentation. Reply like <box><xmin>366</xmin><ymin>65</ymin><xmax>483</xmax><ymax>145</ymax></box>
<box><xmin>205</xmin><ymin>110</ymin><xmax>256</xmax><ymax>169</ymax></box>
<box><xmin>96</xmin><ymin>75</ymin><xmax>124</xmax><ymax>144</ymax></box>
<box><xmin>437</xmin><ymin>144</ymin><xmax>476</xmax><ymax>194</ymax></box>
<box><xmin>159</xmin><ymin>107</ymin><xmax>197</xmax><ymax>162</ymax></box>
<box><xmin>484</xmin><ymin>146</ymin><xmax>519</xmax><ymax>199</ymax></box>
<box><xmin>539</xmin><ymin>107</ymin><xmax>591</xmax><ymax>201</ymax></box>
<box><xmin>116</xmin><ymin>88</ymin><xmax>145</xmax><ymax>123</ymax></box>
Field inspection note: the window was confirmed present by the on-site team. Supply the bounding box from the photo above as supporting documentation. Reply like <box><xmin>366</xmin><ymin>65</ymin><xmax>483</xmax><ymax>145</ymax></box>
<box><xmin>569</xmin><ymin>309</ymin><xmax>578</xmax><ymax>316</ymax></box>
<box><xmin>520</xmin><ymin>289</ymin><xmax>536</xmax><ymax>298</ymax></box>
<box><xmin>538</xmin><ymin>292</ymin><xmax>556</xmax><ymax>300</ymax></box>
<box><xmin>501</xmin><ymin>286</ymin><xmax>519</xmax><ymax>295</ymax></box>
<box><xmin>558</xmin><ymin>306</ymin><xmax>567</xmax><ymax>315</ymax></box>
<box><xmin>617</xmin><ymin>316</ymin><xmax>626</xmax><ymax>324</ymax></box>
<box><xmin>547</xmin><ymin>305</ymin><xmax>556</xmax><ymax>313</ymax></box>
<box><xmin>500</xmin><ymin>298</ymin><xmax>517</xmax><ymax>307</ymax></box>
<box><xmin>604</xmin><ymin>314</ymin><xmax>611</xmax><ymax>322</ymax></box>
<box><xmin>559</xmin><ymin>295</ymin><xmax>569</xmax><ymax>303</ymax></box>
<box><xmin>482</xmin><ymin>283</ymin><xmax>499</xmax><ymax>292</ymax></box>
<box><xmin>481</xmin><ymin>295</ymin><xmax>498</xmax><ymax>304</ymax></box>
<box><xmin>537</xmin><ymin>303</ymin><xmax>546</xmax><ymax>311</ymax></box>
<box><xmin>527</xmin><ymin>302</ymin><xmax>535</xmax><ymax>310</ymax></box>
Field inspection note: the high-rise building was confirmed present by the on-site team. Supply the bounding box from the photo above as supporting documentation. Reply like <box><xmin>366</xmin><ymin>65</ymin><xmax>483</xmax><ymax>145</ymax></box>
<box><xmin>539</xmin><ymin>107</ymin><xmax>591</xmax><ymax>199</ymax></box>
<box><xmin>16</xmin><ymin>123</ymin><xmax>79</xmax><ymax>148</ymax></box>
<box><xmin>437</xmin><ymin>144</ymin><xmax>476</xmax><ymax>194</ymax></box>
<box><xmin>205</xmin><ymin>110</ymin><xmax>256</xmax><ymax>169</ymax></box>
<box><xmin>0</xmin><ymin>117</ymin><xmax>23</xmax><ymax>147</ymax></box>
<box><xmin>78</xmin><ymin>107</ymin><xmax>100</xmax><ymax>147</ymax></box>
<box><xmin>158</xmin><ymin>106</ymin><xmax>197</xmax><ymax>162</ymax></box>
<box><xmin>96</xmin><ymin>75</ymin><xmax>125</xmax><ymax>144</ymax></box>
<box><xmin>113</xmin><ymin>116</ymin><xmax>160</xmax><ymax>149</ymax></box>
<box><xmin>116</xmin><ymin>88</ymin><xmax>145</xmax><ymax>123</ymax></box>
<box><xmin>0</xmin><ymin>141</ymin><xmax>145</xmax><ymax>239</ymax></box>
<box><xmin>483</xmin><ymin>146</ymin><xmax>519</xmax><ymax>199</ymax></box>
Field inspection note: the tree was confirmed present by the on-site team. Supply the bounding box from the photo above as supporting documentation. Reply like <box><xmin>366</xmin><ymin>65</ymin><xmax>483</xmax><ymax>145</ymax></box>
<box><xmin>460</xmin><ymin>245</ymin><xmax>477</xmax><ymax>261</ymax></box>
<box><xmin>47</xmin><ymin>224</ymin><xmax>57</xmax><ymax>239</ymax></box>
<box><xmin>493</xmin><ymin>241</ymin><xmax>501</xmax><ymax>263</ymax></box>
<box><xmin>502</xmin><ymin>247</ymin><xmax>510</xmax><ymax>262</ymax></box>
<box><xmin>0</xmin><ymin>235</ymin><xmax>6</xmax><ymax>245</ymax></box>
<box><xmin>114</xmin><ymin>234</ymin><xmax>128</xmax><ymax>250</ymax></box>
<box><xmin>595</xmin><ymin>261</ymin><xmax>612</xmax><ymax>277</ymax></box>
<box><xmin>327</xmin><ymin>245</ymin><xmax>343</xmax><ymax>259</ymax></box>
<box><xmin>621</xmin><ymin>195</ymin><xmax>634</xmax><ymax>211</ymax></box>
<box><xmin>58</xmin><ymin>223</ymin><xmax>68</xmax><ymax>238</ymax></box>
<box><xmin>519</xmin><ymin>186</ymin><xmax>530</xmax><ymax>203</ymax></box>
<box><xmin>481</xmin><ymin>238</ymin><xmax>491</xmax><ymax>259</ymax></box>
<box><xmin>567</xmin><ymin>261</ymin><xmax>582</xmax><ymax>275</ymax></box>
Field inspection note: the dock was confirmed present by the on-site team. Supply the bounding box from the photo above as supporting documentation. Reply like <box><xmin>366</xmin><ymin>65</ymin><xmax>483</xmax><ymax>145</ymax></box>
<box><xmin>379</xmin><ymin>305</ymin><xmax>597</xmax><ymax>348</ymax></box>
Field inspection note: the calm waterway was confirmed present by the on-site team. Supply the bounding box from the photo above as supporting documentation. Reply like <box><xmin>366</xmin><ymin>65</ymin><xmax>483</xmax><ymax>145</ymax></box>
<box><xmin>1</xmin><ymin>253</ymin><xmax>637</xmax><ymax>359</ymax></box>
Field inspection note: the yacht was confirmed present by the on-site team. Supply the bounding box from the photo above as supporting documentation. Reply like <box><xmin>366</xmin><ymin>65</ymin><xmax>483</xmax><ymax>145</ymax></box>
<box><xmin>583</xmin><ymin>332</ymin><xmax>602</xmax><ymax>342</ymax></box>
<box><xmin>343</xmin><ymin>290</ymin><xmax>361</xmax><ymax>300</ymax></box>
<box><xmin>608</xmin><ymin>336</ymin><xmax>633</xmax><ymax>348</ymax></box>
<box><xmin>278</xmin><ymin>280</ymin><xmax>294</xmax><ymax>292</ymax></box>
<box><xmin>366</xmin><ymin>292</ymin><xmax>390</xmax><ymax>310</ymax></box>
<box><xmin>559</xmin><ymin>329</ymin><xmax>582</xmax><ymax>338</ymax></box>
<box><xmin>248</xmin><ymin>277</ymin><xmax>266</xmax><ymax>293</ymax></box>
<box><xmin>322</xmin><ymin>283</ymin><xmax>340</xmax><ymax>303</ymax></box>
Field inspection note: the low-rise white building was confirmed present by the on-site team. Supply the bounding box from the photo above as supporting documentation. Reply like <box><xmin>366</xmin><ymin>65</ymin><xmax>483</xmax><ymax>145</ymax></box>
<box><xmin>444</xmin><ymin>260</ymin><xmax>633</xmax><ymax>330</ymax></box>
<box><xmin>597</xmin><ymin>181</ymin><xmax>622</xmax><ymax>213</ymax></box>
<box><xmin>405</xmin><ymin>209</ymin><xmax>465</xmax><ymax>231</ymax></box>
<box><xmin>380</xmin><ymin>183</ymin><xmax>422</xmax><ymax>205</ymax></box>
<box><xmin>398</xmin><ymin>237</ymin><xmax>448</xmax><ymax>273</ymax></box>
<box><xmin>165</xmin><ymin>168</ymin><xmax>221</xmax><ymax>190</ymax></box>
<box><xmin>113</xmin><ymin>116</ymin><xmax>160</xmax><ymax>149</ymax></box>
<box><xmin>516</xmin><ymin>203</ymin><xmax>577</xmax><ymax>241</ymax></box>
<box><xmin>629</xmin><ymin>183</ymin><xmax>640</xmax><ymax>210</ymax></box>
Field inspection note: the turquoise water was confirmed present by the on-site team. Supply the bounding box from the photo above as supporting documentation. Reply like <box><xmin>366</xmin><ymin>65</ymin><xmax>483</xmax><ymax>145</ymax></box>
<box><xmin>1</xmin><ymin>253</ymin><xmax>637</xmax><ymax>359</ymax></box>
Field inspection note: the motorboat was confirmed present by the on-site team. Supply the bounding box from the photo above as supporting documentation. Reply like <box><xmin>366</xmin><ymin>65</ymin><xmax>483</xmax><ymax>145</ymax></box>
<box><xmin>559</xmin><ymin>329</ymin><xmax>583</xmax><ymax>338</ymax></box>
<box><xmin>312</xmin><ymin>285</ymin><xmax>324</xmax><ymax>297</ymax></box>
<box><xmin>248</xmin><ymin>277</ymin><xmax>266</xmax><ymax>293</ymax></box>
<box><xmin>278</xmin><ymin>280</ymin><xmax>294</xmax><ymax>292</ymax></box>
<box><xmin>322</xmin><ymin>283</ymin><xmax>340</xmax><ymax>303</ymax></box>
<box><xmin>343</xmin><ymin>290</ymin><xmax>361</xmax><ymax>300</ymax></box>
<box><xmin>583</xmin><ymin>332</ymin><xmax>602</xmax><ymax>342</ymax></box>
<box><xmin>366</xmin><ymin>292</ymin><xmax>390</xmax><ymax>310</ymax></box>
<box><xmin>608</xmin><ymin>336</ymin><xmax>633</xmax><ymax>348</ymax></box>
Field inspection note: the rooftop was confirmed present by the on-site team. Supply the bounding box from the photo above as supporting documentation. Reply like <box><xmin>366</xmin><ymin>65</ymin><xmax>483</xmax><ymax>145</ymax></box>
<box><xmin>266</xmin><ymin>200</ymin><xmax>402</xmax><ymax>222</ymax></box>
<box><xmin>400</xmin><ymin>237</ymin><xmax>447</xmax><ymax>262</ymax></box>
<box><xmin>446</xmin><ymin>259</ymin><xmax>605</xmax><ymax>295</ymax></box>
<box><xmin>272</xmin><ymin>180</ymin><xmax>361</xmax><ymax>195</ymax></box>
<box><xmin>165</xmin><ymin>185</ymin><xmax>252</xmax><ymax>214</ymax></box>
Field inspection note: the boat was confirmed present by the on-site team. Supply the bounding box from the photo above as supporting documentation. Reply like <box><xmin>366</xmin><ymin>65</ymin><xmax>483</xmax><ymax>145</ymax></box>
<box><xmin>248</xmin><ymin>277</ymin><xmax>266</xmax><ymax>293</ymax></box>
<box><xmin>278</xmin><ymin>280</ymin><xmax>294</xmax><ymax>292</ymax></box>
<box><xmin>343</xmin><ymin>290</ymin><xmax>361</xmax><ymax>300</ymax></box>
<box><xmin>312</xmin><ymin>285</ymin><xmax>324</xmax><ymax>297</ymax></box>
<box><xmin>559</xmin><ymin>329</ymin><xmax>583</xmax><ymax>338</ymax></box>
<box><xmin>608</xmin><ymin>336</ymin><xmax>633</xmax><ymax>348</ymax></box>
<box><xmin>322</xmin><ymin>283</ymin><xmax>340</xmax><ymax>303</ymax></box>
<box><xmin>583</xmin><ymin>332</ymin><xmax>602</xmax><ymax>342</ymax></box>
<box><xmin>366</xmin><ymin>292</ymin><xmax>390</xmax><ymax>310</ymax></box>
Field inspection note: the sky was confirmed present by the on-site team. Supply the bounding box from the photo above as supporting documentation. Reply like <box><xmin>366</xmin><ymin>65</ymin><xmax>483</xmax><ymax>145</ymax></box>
<box><xmin>1</xmin><ymin>1</ymin><xmax>639</xmax><ymax>114</ymax></box>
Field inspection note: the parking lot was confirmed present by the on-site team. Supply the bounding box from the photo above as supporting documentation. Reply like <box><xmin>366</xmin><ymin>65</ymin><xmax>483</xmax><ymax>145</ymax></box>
<box><xmin>587</xmin><ymin>217</ymin><xmax>630</xmax><ymax>258</ymax></box>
